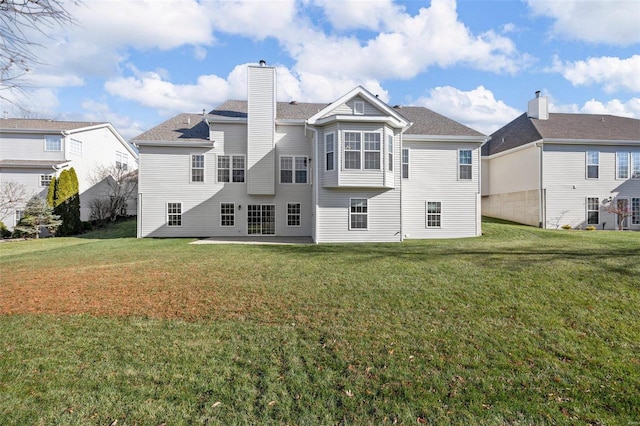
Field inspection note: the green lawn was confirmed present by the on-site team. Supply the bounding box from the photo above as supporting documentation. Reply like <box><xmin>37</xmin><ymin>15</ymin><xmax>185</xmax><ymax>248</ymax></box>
<box><xmin>1</xmin><ymin>219</ymin><xmax>639</xmax><ymax>425</ymax></box>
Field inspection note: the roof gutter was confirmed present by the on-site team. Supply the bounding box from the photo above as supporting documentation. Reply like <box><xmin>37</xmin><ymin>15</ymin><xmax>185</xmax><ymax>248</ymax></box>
<box><xmin>134</xmin><ymin>140</ymin><xmax>215</xmax><ymax>148</ymax></box>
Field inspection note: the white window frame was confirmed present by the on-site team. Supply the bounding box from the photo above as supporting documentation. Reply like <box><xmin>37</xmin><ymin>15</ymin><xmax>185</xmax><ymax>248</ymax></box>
<box><xmin>217</xmin><ymin>155</ymin><xmax>245</xmax><ymax>183</ymax></box>
<box><xmin>15</xmin><ymin>210</ymin><xmax>24</xmax><ymax>224</ymax></box>
<box><xmin>632</xmin><ymin>197</ymin><xmax>640</xmax><ymax>225</ymax></box>
<box><xmin>167</xmin><ymin>202</ymin><xmax>182</xmax><ymax>227</ymax></box>
<box><xmin>39</xmin><ymin>174</ymin><xmax>53</xmax><ymax>187</ymax></box>
<box><xmin>349</xmin><ymin>198</ymin><xmax>368</xmax><ymax>230</ymax></box>
<box><xmin>402</xmin><ymin>148</ymin><xmax>409</xmax><ymax>179</ymax></box>
<box><xmin>44</xmin><ymin>135</ymin><xmax>62</xmax><ymax>151</ymax></box>
<box><xmin>191</xmin><ymin>153</ymin><xmax>205</xmax><ymax>183</ymax></box>
<box><xmin>325</xmin><ymin>132</ymin><xmax>335</xmax><ymax>171</ymax></box>
<box><xmin>353</xmin><ymin>101</ymin><xmax>365</xmax><ymax>115</ymax></box>
<box><xmin>616</xmin><ymin>152</ymin><xmax>629</xmax><ymax>179</ymax></box>
<box><xmin>458</xmin><ymin>149</ymin><xmax>472</xmax><ymax>180</ymax></box>
<box><xmin>287</xmin><ymin>202</ymin><xmax>301</xmax><ymax>227</ymax></box>
<box><xmin>280</xmin><ymin>156</ymin><xmax>308</xmax><ymax>184</ymax></box>
<box><xmin>220</xmin><ymin>202</ymin><xmax>235</xmax><ymax>227</ymax></box>
<box><xmin>116</xmin><ymin>151</ymin><xmax>128</xmax><ymax>171</ymax></box>
<box><xmin>426</xmin><ymin>201</ymin><xmax>442</xmax><ymax>228</ymax></box>
<box><xmin>586</xmin><ymin>197</ymin><xmax>599</xmax><ymax>225</ymax></box>
<box><xmin>69</xmin><ymin>138</ymin><xmax>82</xmax><ymax>156</ymax></box>
<box><xmin>632</xmin><ymin>152</ymin><xmax>640</xmax><ymax>179</ymax></box>
<box><xmin>586</xmin><ymin>151</ymin><xmax>599</xmax><ymax>179</ymax></box>
<box><xmin>363</xmin><ymin>132</ymin><xmax>381</xmax><ymax>170</ymax></box>
<box><xmin>343</xmin><ymin>131</ymin><xmax>382</xmax><ymax>171</ymax></box>
<box><xmin>387</xmin><ymin>134</ymin><xmax>393</xmax><ymax>172</ymax></box>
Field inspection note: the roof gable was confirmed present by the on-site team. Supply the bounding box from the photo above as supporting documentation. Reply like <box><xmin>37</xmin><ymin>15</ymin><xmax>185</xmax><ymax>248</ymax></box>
<box><xmin>307</xmin><ymin>86</ymin><xmax>409</xmax><ymax>128</ymax></box>
<box><xmin>0</xmin><ymin>118</ymin><xmax>108</xmax><ymax>133</ymax></box>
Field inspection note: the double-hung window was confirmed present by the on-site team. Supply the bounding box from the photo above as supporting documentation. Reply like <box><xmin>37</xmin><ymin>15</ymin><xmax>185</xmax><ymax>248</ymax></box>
<box><xmin>617</xmin><ymin>152</ymin><xmax>629</xmax><ymax>179</ymax></box>
<box><xmin>44</xmin><ymin>135</ymin><xmax>62</xmax><ymax>151</ymax></box>
<box><xmin>220</xmin><ymin>203</ymin><xmax>234</xmax><ymax>227</ymax></box>
<box><xmin>632</xmin><ymin>198</ymin><xmax>640</xmax><ymax>225</ymax></box>
<box><xmin>218</xmin><ymin>155</ymin><xmax>245</xmax><ymax>183</ymax></box>
<box><xmin>586</xmin><ymin>197</ymin><xmax>599</xmax><ymax>225</ymax></box>
<box><xmin>287</xmin><ymin>203</ymin><xmax>301</xmax><ymax>227</ymax></box>
<box><xmin>344</xmin><ymin>132</ymin><xmax>361</xmax><ymax>170</ymax></box>
<box><xmin>167</xmin><ymin>202</ymin><xmax>182</xmax><ymax>227</ymax></box>
<box><xmin>402</xmin><ymin>148</ymin><xmax>409</xmax><ymax>179</ymax></box>
<box><xmin>387</xmin><ymin>135</ymin><xmax>393</xmax><ymax>171</ymax></box>
<box><xmin>459</xmin><ymin>149</ymin><xmax>472</xmax><ymax>180</ymax></box>
<box><xmin>325</xmin><ymin>133</ymin><xmax>334</xmax><ymax>171</ymax></box>
<box><xmin>40</xmin><ymin>174</ymin><xmax>53</xmax><ymax>187</ymax></box>
<box><xmin>343</xmin><ymin>131</ymin><xmax>381</xmax><ymax>170</ymax></box>
<box><xmin>280</xmin><ymin>156</ymin><xmax>308</xmax><ymax>184</ymax></box>
<box><xmin>586</xmin><ymin>151</ymin><xmax>599</xmax><ymax>179</ymax></box>
<box><xmin>191</xmin><ymin>154</ymin><xmax>204</xmax><ymax>182</ymax></box>
<box><xmin>632</xmin><ymin>152</ymin><xmax>640</xmax><ymax>179</ymax></box>
<box><xmin>364</xmin><ymin>133</ymin><xmax>381</xmax><ymax>170</ymax></box>
<box><xmin>349</xmin><ymin>198</ymin><xmax>368</xmax><ymax>230</ymax></box>
<box><xmin>426</xmin><ymin>201</ymin><xmax>442</xmax><ymax>228</ymax></box>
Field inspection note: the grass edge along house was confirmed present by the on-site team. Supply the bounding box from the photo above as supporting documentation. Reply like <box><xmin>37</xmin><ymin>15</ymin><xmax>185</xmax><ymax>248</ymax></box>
<box><xmin>133</xmin><ymin>61</ymin><xmax>487</xmax><ymax>243</ymax></box>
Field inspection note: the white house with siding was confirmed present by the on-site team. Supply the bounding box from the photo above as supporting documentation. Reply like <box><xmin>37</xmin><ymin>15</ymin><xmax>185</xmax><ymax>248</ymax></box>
<box><xmin>0</xmin><ymin>119</ymin><xmax>138</xmax><ymax>229</ymax></box>
<box><xmin>133</xmin><ymin>63</ymin><xmax>486</xmax><ymax>243</ymax></box>
<box><xmin>482</xmin><ymin>93</ymin><xmax>640</xmax><ymax>230</ymax></box>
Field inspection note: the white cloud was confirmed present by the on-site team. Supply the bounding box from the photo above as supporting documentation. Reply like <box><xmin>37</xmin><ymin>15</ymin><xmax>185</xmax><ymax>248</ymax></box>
<box><xmin>414</xmin><ymin>86</ymin><xmax>521</xmax><ymax>134</ymax></box>
<box><xmin>79</xmin><ymin>100</ymin><xmax>145</xmax><ymax>141</ymax></box>
<box><xmin>0</xmin><ymin>88</ymin><xmax>60</xmax><ymax>118</ymax></box>
<box><xmin>550</xmin><ymin>55</ymin><xmax>640</xmax><ymax>93</ymax></box>
<box><xmin>527</xmin><ymin>0</ymin><xmax>640</xmax><ymax>45</ymax></box>
<box><xmin>205</xmin><ymin>0</ymin><xmax>299</xmax><ymax>40</ymax></box>
<box><xmin>313</xmin><ymin>0</ymin><xmax>405</xmax><ymax>31</ymax></box>
<box><xmin>551</xmin><ymin>97</ymin><xmax>640</xmax><ymax>118</ymax></box>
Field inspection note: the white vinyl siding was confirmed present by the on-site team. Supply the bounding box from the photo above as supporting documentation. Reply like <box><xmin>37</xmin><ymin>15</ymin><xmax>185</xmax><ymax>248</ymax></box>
<box><xmin>167</xmin><ymin>202</ymin><xmax>182</xmax><ymax>227</ymax></box>
<box><xmin>586</xmin><ymin>151</ymin><xmax>599</xmax><ymax>179</ymax></box>
<box><xmin>586</xmin><ymin>197</ymin><xmax>599</xmax><ymax>225</ymax></box>
<box><xmin>191</xmin><ymin>154</ymin><xmax>205</xmax><ymax>182</ymax></box>
<box><xmin>247</xmin><ymin>65</ymin><xmax>276</xmax><ymax>195</ymax></box>
<box><xmin>44</xmin><ymin>135</ymin><xmax>62</xmax><ymax>151</ymax></box>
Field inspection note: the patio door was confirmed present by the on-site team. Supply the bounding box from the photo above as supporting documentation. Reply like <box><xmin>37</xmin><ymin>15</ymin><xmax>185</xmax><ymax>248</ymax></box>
<box><xmin>247</xmin><ymin>204</ymin><xmax>276</xmax><ymax>235</ymax></box>
<box><xmin>616</xmin><ymin>198</ymin><xmax>630</xmax><ymax>229</ymax></box>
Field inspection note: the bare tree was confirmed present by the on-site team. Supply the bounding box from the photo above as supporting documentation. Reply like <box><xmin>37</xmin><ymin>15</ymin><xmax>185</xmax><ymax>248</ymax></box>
<box><xmin>1</xmin><ymin>0</ymin><xmax>77</xmax><ymax>105</ymax></box>
<box><xmin>89</xmin><ymin>165</ymin><xmax>138</xmax><ymax>223</ymax></box>
<box><xmin>0</xmin><ymin>180</ymin><xmax>29</xmax><ymax>219</ymax></box>
<box><xmin>605</xmin><ymin>198</ymin><xmax>632</xmax><ymax>231</ymax></box>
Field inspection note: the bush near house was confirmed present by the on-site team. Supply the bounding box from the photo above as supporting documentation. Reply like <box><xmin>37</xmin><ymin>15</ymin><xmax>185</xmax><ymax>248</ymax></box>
<box><xmin>0</xmin><ymin>219</ymin><xmax>638</xmax><ymax>424</ymax></box>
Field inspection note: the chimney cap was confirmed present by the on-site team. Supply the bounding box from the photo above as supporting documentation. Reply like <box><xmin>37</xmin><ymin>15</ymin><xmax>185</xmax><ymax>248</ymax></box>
<box><xmin>259</xmin><ymin>59</ymin><xmax>267</xmax><ymax>66</ymax></box>
<box><xmin>535</xmin><ymin>90</ymin><xmax>541</xmax><ymax>98</ymax></box>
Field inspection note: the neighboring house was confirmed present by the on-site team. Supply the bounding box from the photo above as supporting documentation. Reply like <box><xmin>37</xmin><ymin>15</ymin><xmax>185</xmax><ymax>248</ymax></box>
<box><xmin>0</xmin><ymin>119</ymin><xmax>138</xmax><ymax>229</ymax></box>
<box><xmin>481</xmin><ymin>93</ymin><xmax>640</xmax><ymax>230</ymax></box>
<box><xmin>133</xmin><ymin>63</ymin><xmax>486</xmax><ymax>243</ymax></box>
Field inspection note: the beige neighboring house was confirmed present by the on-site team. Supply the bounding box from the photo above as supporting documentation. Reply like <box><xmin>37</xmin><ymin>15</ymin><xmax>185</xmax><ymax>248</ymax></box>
<box><xmin>133</xmin><ymin>63</ymin><xmax>487</xmax><ymax>243</ymax></box>
<box><xmin>482</xmin><ymin>93</ymin><xmax>640</xmax><ymax>230</ymax></box>
<box><xmin>0</xmin><ymin>119</ymin><xmax>138</xmax><ymax>230</ymax></box>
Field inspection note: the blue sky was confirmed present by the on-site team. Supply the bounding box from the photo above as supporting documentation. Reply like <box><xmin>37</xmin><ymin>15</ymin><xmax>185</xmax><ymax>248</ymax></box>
<box><xmin>2</xmin><ymin>0</ymin><xmax>639</xmax><ymax>140</ymax></box>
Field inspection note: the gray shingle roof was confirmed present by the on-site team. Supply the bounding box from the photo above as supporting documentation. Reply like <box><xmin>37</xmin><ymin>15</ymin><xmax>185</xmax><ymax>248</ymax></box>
<box><xmin>134</xmin><ymin>100</ymin><xmax>484</xmax><ymax>142</ymax></box>
<box><xmin>484</xmin><ymin>113</ymin><xmax>640</xmax><ymax>156</ymax></box>
<box><xmin>0</xmin><ymin>118</ymin><xmax>106</xmax><ymax>132</ymax></box>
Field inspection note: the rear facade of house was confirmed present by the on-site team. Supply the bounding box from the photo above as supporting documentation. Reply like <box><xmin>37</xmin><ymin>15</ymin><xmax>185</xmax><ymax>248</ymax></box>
<box><xmin>482</xmin><ymin>94</ymin><xmax>640</xmax><ymax>230</ymax></box>
<box><xmin>134</xmin><ymin>64</ymin><xmax>486</xmax><ymax>243</ymax></box>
